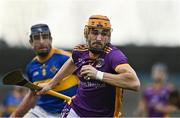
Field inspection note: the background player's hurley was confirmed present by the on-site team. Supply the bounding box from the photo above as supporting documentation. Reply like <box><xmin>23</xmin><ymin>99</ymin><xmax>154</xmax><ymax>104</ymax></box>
<box><xmin>2</xmin><ymin>69</ymin><xmax>71</xmax><ymax>103</ymax></box>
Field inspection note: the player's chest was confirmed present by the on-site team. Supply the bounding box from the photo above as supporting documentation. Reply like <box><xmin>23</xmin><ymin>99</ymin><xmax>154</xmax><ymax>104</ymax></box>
<box><xmin>75</xmin><ymin>55</ymin><xmax>110</xmax><ymax>72</ymax></box>
<box><xmin>147</xmin><ymin>89</ymin><xmax>169</xmax><ymax>102</ymax></box>
<box><xmin>30</xmin><ymin>60</ymin><xmax>61</xmax><ymax>81</ymax></box>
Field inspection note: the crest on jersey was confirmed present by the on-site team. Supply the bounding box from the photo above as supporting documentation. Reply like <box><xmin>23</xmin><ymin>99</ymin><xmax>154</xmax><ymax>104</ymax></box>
<box><xmin>50</xmin><ymin>65</ymin><xmax>58</xmax><ymax>74</ymax></box>
<box><xmin>78</xmin><ymin>58</ymin><xmax>83</xmax><ymax>63</ymax></box>
<box><xmin>41</xmin><ymin>64</ymin><xmax>47</xmax><ymax>76</ymax></box>
<box><xmin>33</xmin><ymin>71</ymin><xmax>39</xmax><ymax>77</ymax></box>
<box><xmin>96</xmin><ymin>58</ymin><xmax>104</xmax><ymax>68</ymax></box>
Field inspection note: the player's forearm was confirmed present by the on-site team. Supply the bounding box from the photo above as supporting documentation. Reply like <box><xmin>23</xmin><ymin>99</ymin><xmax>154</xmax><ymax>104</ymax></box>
<box><xmin>102</xmin><ymin>72</ymin><xmax>140</xmax><ymax>91</ymax></box>
<box><xmin>49</xmin><ymin>58</ymin><xmax>77</xmax><ymax>88</ymax></box>
<box><xmin>155</xmin><ymin>104</ymin><xmax>178</xmax><ymax>113</ymax></box>
<box><xmin>10</xmin><ymin>90</ymin><xmax>37</xmax><ymax>117</ymax></box>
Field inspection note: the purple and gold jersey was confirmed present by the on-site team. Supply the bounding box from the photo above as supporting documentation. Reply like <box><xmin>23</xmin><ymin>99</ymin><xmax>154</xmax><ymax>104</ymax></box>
<box><xmin>143</xmin><ymin>85</ymin><xmax>171</xmax><ymax>117</ymax></box>
<box><xmin>71</xmin><ymin>44</ymin><xmax>128</xmax><ymax>117</ymax></box>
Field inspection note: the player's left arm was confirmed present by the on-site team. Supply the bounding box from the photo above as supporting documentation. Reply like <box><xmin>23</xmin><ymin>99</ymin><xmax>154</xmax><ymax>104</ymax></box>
<box><xmin>102</xmin><ymin>64</ymin><xmax>140</xmax><ymax>91</ymax></box>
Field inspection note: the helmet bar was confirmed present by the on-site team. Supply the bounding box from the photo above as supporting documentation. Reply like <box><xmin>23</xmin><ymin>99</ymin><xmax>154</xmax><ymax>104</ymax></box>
<box><xmin>31</xmin><ymin>24</ymin><xmax>50</xmax><ymax>34</ymax></box>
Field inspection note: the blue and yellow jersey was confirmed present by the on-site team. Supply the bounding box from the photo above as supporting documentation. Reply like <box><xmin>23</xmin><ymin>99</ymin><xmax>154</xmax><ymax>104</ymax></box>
<box><xmin>26</xmin><ymin>48</ymin><xmax>79</xmax><ymax>113</ymax></box>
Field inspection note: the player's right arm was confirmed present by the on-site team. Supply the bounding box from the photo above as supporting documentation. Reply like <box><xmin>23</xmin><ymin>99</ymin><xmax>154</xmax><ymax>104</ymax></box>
<box><xmin>37</xmin><ymin>57</ymin><xmax>77</xmax><ymax>95</ymax></box>
<box><xmin>155</xmin><ymin>104</ymin><xmax>179</xmax><ymax>113</ymax></box>
<box><xmin>10</xmin><ymin>90</ymin><xmax>37</xmax><ymax>117</ymax></box>
<box><xmin>155</xmin><ymin>89</ymin><xmax>180</xmax><ymax>113</ymax></box>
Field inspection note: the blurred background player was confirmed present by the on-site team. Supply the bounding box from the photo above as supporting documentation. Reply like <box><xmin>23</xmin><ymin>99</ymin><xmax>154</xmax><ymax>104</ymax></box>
<box><xmin>0</xmin><ymin>86</ymin><xmax>27</xmax><ymax>117</ymax></box>
<box><xmin>10</xmin><ymin>24</ymin><xmax>79</xmax><ymax>117</ymax></box>
<box><xmin>134</xmin><ymin>62</ymin><xmax>179</xmax><ymax>117</ymax></box>
<box><xmin>37</xmin><ymin>15</ymin><xmax>140</xmax><ymax>117</ymax></box>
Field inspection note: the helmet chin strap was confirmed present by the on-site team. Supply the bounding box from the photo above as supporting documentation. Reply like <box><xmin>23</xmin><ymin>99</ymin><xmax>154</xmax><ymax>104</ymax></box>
<box><xmin>35</xmin><ymin>46</ymin><xmax>52</xmax><ymax>57</ymax></box>
<box><xmin>86</xmin><ymin>40</ymin><xmax>105</xmax><ymax>54</ymax></box>
<box><xmin>36</xmin><ymin>50</ymin><xmax>49</xmax><ymax>57</ymax></box>
<box><xmin>89</xmin><ymin>48</ymin><xmax>104</xmax><ymax>54</ymax></box>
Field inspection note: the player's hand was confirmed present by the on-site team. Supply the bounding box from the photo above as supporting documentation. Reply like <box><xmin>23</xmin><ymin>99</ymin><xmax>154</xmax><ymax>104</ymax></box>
<box><xmin>36</xmin><ymin>83</ymin><xmax>52</xmax><ymax>95</ymax></box>
<box><xmin>80</xmin><ymin>65</ymin><xmax>98</xmax><ymax>80</ymax></box>
<box><xmin>74</xmin><ymin>44</ymin><xmax>88</xmax><ymax>51</ymax></box>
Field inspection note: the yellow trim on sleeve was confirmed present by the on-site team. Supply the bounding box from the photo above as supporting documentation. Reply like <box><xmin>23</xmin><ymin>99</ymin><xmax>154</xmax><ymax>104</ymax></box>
<box><xmin>115</xmin><ymin>63</ymin><xmax>130</xmax><ymax>73</ymax></box>
<box><xmin>54</xmin><ymin>48</ymin><xmax>72</xmax><ymax>57</ymax></box>
<box><xmin>5</xmin><ymin>106</ymin><xmax>17</xmax><ymax>113</ymax></box>
<box><xmin>33</xmin><ymin>75</ymin><xmax>79</xmax><ymax>91</ymax></box>
<box><xmin>35</xmin><ymin>48</ymin><xmax>72</xmax><ymax>63</ymax></box>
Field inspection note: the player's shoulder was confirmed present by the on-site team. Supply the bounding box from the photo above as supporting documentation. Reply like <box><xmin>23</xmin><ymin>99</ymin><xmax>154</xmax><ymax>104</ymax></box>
<box><xmin>143</xmin><ymin>84</ymin><xmax>153</xmax><ymax>92</ymax></box>
<box><xmin>104</xmin><ymin>44</ymin><xmax>127</xmax><ymax>59</ymax></box>
<box><xmin>71</xmin><ymin>44</ymin><xmax>88</xmax><ymax>60</ymax></box>
<box><xmin>104</xmin><ymin>44</ymin><xmax>124</xmax><ymax>54</ymax></box>
<box><xmin>72</xmin><ymin>44</ymin><xmax>88</xmax><ymax>56</ymax></box>
<box><xmin>73</xmin><ymin>44</ymin><xmax>88</xmax><ymax>52</ymax></box>
<box><xmin>53</xmin><ymin>48</ymin><xmax>71</xmax><ymax>57</ymax></box>
<box><xmin>28</xmin><ymin>56</ymin><xmax>38</xmax><ymax>65</ymax></box>
<box><xmin>26</xmin><ymin>60</ymin><xmax>34</xmax><ymax>72</ymax></box>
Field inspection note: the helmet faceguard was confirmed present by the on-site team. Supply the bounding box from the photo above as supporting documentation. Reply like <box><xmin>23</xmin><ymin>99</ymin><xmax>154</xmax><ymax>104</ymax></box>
<box><xmin>84</xmin><ymin>15</ymin><xmax>112</xmax><ymax>54</ymax></box>
<box><xmin>29</xmin><ymin>24</ymin><xmax>52</xmax><ymax>42</ymax></box>
<box><xmin>29</xmin><ymin>24</ymin><xmax>52</xmax><ymax>57</ymax></box>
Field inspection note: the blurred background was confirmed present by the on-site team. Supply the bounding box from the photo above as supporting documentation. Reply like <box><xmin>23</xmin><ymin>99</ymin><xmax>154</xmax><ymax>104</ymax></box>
<box><xmin>0</xmin><ymin>0</ymin><xmax>179</xmax><ymax>116</ymax></box>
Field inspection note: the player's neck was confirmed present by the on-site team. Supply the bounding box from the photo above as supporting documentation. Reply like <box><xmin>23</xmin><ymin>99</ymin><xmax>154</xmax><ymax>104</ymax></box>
<box><xmin>37</xmin><ymin>48</ymin><xmax>53</xmax><ymax>60</ymax></box>
<box><xmin>89</xmin><ymin>51</ymin><xmax>100</xmax><ymax>59</ymax></box>
<box><xmin>153</xmin><ymin>82</ymin><xmax>164</xmax><ymax>89</ymax></box>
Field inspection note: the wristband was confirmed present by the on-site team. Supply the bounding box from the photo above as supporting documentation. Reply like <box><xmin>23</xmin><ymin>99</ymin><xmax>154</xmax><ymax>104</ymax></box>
<box><xmin>96</xmin><ymin>71</ymin><xmax>104</xmax><ymax>81</ymax></box>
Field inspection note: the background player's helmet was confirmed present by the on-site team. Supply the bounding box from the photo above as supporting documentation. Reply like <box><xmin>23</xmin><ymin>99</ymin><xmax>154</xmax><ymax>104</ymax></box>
<box><xmin>29</xmin><ymin>24</ymin><xmax>52</xmax><ymax>41</ymax></box>
<box><xmin>151</xmin><ymin>62</ymin><xmax>168</xmax><ymax>82</ymax></box>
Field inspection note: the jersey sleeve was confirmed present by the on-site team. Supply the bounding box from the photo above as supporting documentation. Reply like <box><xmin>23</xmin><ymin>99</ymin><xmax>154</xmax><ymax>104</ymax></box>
<box><xmin>72</xmin><ymin>49</ymin><xmax>79</xmax><ymax>66</ymax></box>
<box><xmin>108</xmin><ymin>49</ymin><xmax>128</xmax><ymax>70</ymax></box>
<box><xmin>58</xmin><ymin>55</ymin><xmax>70</xmax><ymax>67</ymax></box>
<box><xmin>72</xmin><ymin>44</ymin><xmax>88</xmax><ymax>65</ymax></box>
<box><xmin>25</xmin><ymin>64</ymin><xmax>32</xmax><ymax>82</ymax></box>
<box><xmin>2</xmin><ymin>95</ymin><xmax>8</xmax><ymax>106</ymax></box>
